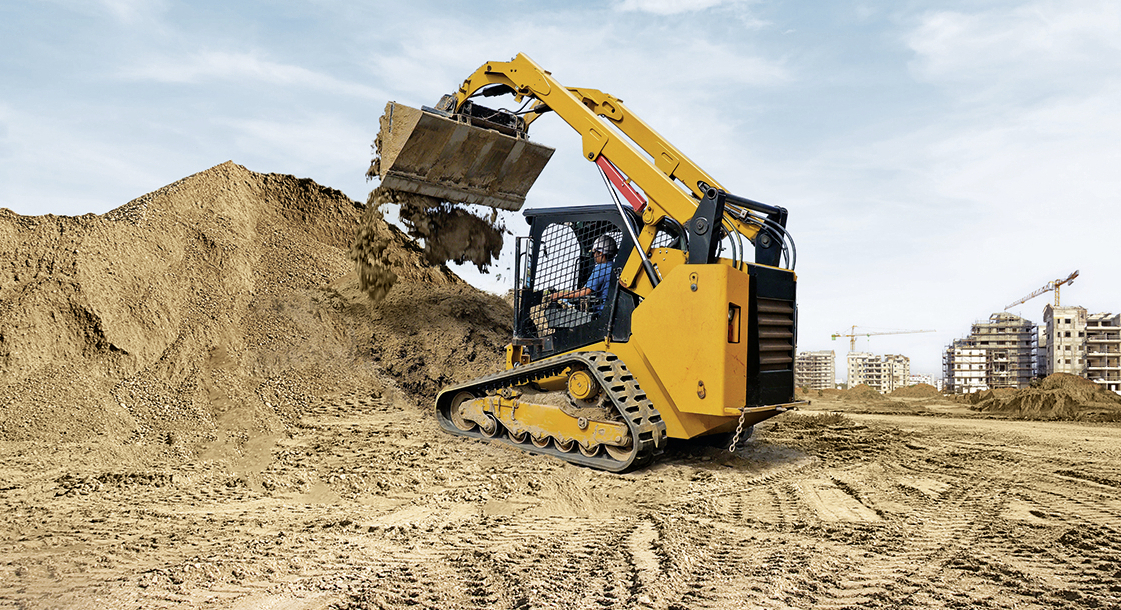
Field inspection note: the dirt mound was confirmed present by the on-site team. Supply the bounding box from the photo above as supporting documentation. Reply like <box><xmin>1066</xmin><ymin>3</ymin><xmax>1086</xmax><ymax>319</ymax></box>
<box><xmin>840</xmin><ymin>384</ymin><xmax>885</xmax><ymax>402</ymax></box>
<box><xmin>961</xmin><ymin>387</ymin><xmax>1016</xmax><ymax>404</ymax></box>
<box><xmin>968</xmin><ymin>373</ymin><xmax>1121</xmax><ymax>420</ymax></box>
<box><xmin>889</xmin><ymin>383</ymin><xmax>942</xmax><ymax>398</ymax></box>
<box><xmin>0</xmin><ymin>161</ymin><xmax>511</xmax><ymax>455</ymax></box>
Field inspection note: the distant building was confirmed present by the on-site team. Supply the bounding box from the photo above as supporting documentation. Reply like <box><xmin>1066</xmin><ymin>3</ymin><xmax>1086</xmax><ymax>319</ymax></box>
<box><xmin>1086</xmin><ymin>313</ymin><xmax>1121</xmax><ymax>393</ymax></box>
<box><xmin>1044</xmin><ymin>307</ymin><xmax>1120</xmax><ymax>394</ymax></box>
<box><xmin>1043</xmin><ymin>305</ymin><xmax>1088</xmax><ymax>376</ymax></box>
<box><xmin>847</xmin><ymin>352</ymin><xmax>910</xmax><ymax>394</ymax></box>
<box><xmin>944</xmin><ymin>342</ymin><xmax>988</xmax><ymax>394</ymax></box>
<box><xmin>795</xmin><ymin>350</ymin><xmax>836</xmax><ymax>390</ymax></box>
<box><xmin>908</xmin><ymin>374</ymin><xmax>934</xmax><ymax>387</ymax></box>
<box><xmin>943</xmin><ymin>312</ymin><xmax>1036</xmax><ymax>393</ymax></box>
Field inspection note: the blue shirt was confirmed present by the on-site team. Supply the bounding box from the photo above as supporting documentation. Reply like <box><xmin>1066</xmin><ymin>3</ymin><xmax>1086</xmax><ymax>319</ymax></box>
<box><xmin>586</xmin><ymin>262</ymin><xmax>613</xmax><ymax>312</ymax></box>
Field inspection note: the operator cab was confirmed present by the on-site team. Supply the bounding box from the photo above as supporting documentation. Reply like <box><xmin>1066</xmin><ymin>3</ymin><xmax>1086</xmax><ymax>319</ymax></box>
<box><xmin>512</xmin><ymin>205</ymin><xmax>687</xmax><ymax>360</ymax></box>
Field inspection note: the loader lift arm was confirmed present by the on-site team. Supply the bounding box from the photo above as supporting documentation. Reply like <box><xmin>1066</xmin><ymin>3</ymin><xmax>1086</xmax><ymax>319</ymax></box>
<box><xmin>448</xmin><ymin>53</ymin><xmax>792</xmax><ymax>293</ymax></box>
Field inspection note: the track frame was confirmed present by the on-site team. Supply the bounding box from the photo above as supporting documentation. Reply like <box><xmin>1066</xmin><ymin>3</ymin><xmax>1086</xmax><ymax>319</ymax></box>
<box><xmin>435</xmin><ymin>352</ymin><xmax>666</xmax><ymax>472</ymax></box>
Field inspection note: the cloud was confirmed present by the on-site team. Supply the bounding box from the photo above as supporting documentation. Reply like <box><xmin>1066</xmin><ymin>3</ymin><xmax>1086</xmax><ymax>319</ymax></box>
<box><xmin>777</xmin><ymin>2</ymin><xmax>1121</xmax><ymax>376</ymax></box>
<box><xmin>97</xmin><ymin>0</ymin><xmax>168</xmax><ymax>24</ymax></box>
<box><xmin>616</xmin><ymin>0</ymin><xmax>749</xmax><ymax>16</ymax></box>
<box><xmin>360</xmin><ymin>12</ymin><xmax>788</xmax><ymax>176</ymax></box>
<box><xmin>898</xmin><ymin>1</ymin><xmax>1121</xmax><ymax>222</ymax></box>
<box><xmin>120</xmin><ymin>51</ymin><xmax>387</xmax><ymax>100</ymax></box>
<box><xmin>907</xmin><ymin>1</ymin><xmax>1121</xmax><ymax>95</ymax></box>
<box><xmin>0</xmin><ymin>106</ymin><xmax>171</xmax><ymax>216</ymax></box>
<box><xmin>36</xmin><ymin>0</ymin><xmax>169</xmax><ymax>25</ymax></box>
<box><xmin>218</xmin><ymin>113</ymin><xmax>370</xmax><ymax>171</ymax></box>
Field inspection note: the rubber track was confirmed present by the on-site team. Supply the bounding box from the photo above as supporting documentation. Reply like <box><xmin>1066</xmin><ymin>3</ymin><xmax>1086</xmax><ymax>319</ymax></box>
<box><xmin>434</xmin><ymin>351</ymin><xmax>667</xmax><ymax>472</ymax></box>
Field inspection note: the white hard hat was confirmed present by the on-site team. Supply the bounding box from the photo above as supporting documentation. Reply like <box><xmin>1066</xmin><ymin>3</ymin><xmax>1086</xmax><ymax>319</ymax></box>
<box><xmin>593</xmin><ymin>235</ymin><xmax>618</xmax><ymax>258</ymax></box>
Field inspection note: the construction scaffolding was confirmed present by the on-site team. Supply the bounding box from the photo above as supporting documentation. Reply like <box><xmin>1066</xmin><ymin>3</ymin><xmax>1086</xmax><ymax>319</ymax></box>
<box><xmin>943</xmin><ymin>312</ymin><xmax>1037</xmax><ymax>393</ymax></box>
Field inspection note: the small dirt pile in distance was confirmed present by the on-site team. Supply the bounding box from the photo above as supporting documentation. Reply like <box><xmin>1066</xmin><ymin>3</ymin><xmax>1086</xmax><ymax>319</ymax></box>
<box><xmin>889</xmin><ymin>383</ymin><xmax>942</xmax><ymax>398</ymax></box>
<box><xmin>968</xmin><ymin>373</ymin><xmax>1121</xmax><ymax>421</ymax></box>
<box><xmin>0</xmin><ymin>161</ymin><xmax>512</xmax><ymax>455</ymax></box>
<box><xmin>841</xmin><ymin>384</ymin><xmax>886</xmax><ymax>402</ymax></box>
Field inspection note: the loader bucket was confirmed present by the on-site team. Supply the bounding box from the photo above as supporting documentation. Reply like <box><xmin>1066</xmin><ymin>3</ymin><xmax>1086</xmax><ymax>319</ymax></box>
<box><xmin>375</xmin><ymin>102</ymin><xmax>555</xmax><ymax>211</ymax></box>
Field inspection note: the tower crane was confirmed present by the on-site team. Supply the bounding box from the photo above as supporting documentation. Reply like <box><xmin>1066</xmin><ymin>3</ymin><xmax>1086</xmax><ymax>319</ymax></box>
<box><xmin>831</xmin><ymin>326</ymin><xmax>936</xmax><ymax>352</ymax></box>
<box><xmin>1005</xmin><ymin>270</ymin><xmax>1080</xmax><ymax>310</ymax></box>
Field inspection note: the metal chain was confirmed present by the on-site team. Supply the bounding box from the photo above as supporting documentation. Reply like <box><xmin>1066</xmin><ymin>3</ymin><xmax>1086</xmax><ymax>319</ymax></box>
<box><xmin>727</xmin><ymin>408</ymin><xmax>749</xmax><ymax>453</ymax></box>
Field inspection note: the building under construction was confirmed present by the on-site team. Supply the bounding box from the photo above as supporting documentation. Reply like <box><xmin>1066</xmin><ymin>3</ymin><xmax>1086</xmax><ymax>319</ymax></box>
<box><xmin>1087</xmin><ymin>313</ymin><xmax>1121</xmax><ymax>394</ymax></box>
<box><xmin>795</xmin><ymin>350</ymin><xmax>836</xmax><ymax>390</ymax></box>
<box><xmin>1042</xmin><ymin>305</ymin><xmax>1088</xmax><ymax>376</ymax></box>
<box><xmin>1043</xmin><ymin>305</ymin><xmax>1121</xmax><ymax>393</ymax></box>
<box><xmin>847</xmin><ymin>352</ymin><xmax>910</xmax><ymax>393</ymax></box>
<box><xmin>943</xmin><ymin>312</ymin><xmax>1037</xmax><ymax>393</ymax></box>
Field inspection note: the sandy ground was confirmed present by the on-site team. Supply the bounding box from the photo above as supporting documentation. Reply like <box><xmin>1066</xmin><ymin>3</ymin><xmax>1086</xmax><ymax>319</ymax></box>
<box><xmin>2</xmin><ymin>394</ymin><xmax>1120</xmax><ymax>610</ymax></box>
<box><xmin>4</xmin><ymin>164</ymin><xmax>1120</xmax><ymax>609</ymax></box>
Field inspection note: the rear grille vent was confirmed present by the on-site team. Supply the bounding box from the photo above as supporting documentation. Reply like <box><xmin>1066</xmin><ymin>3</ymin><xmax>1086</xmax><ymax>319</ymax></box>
<box><xmin>757</xmin><ymin>298</ymin><xmax>795</xmax><ymax>371</ymax></box>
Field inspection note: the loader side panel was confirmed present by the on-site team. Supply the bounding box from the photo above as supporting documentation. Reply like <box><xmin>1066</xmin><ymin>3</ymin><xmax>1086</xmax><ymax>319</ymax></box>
<box><xmin>629</xmin><ymin>264</ymin><xmax>750</xmax><ymax>417</ymax></box>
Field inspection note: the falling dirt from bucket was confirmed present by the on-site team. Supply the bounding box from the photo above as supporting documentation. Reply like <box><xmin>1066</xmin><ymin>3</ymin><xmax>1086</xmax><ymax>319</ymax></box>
<box><xmin>352</xmin><ymin>118</ymin><xmax>511</xmax><ymax>303</ymax></box>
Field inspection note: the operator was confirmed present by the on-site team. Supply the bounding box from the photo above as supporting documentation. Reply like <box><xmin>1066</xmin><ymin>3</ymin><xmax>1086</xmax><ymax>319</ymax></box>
<box><xmin>547</xmin><ymin>235</ymin><xmax>617</xmax><ymax>313</ymax></box>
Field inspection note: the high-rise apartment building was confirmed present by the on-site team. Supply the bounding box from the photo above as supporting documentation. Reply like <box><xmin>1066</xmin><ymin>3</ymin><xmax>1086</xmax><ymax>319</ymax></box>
<box><xmin>847</xmin><ymin>352</ymin><xmax>910</xmax><ymax>393</ymax></box>
<box><xmin>795</xmin><ymin>350</ymin><xmax>836</xmax><ymax>390</ymax></box>
<box><xmin>943</xmin><ymin>340</ymin><xmax>988</xmax><ymax>394</ymax></box>
<box><xmin>1044</xmin><ymin>306</ymin><xmax>1120</xmax><ymax>393</ymax></box>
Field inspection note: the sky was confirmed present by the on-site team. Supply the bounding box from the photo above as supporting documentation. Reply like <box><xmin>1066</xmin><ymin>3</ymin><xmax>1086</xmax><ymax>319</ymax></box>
<box><xmin>1</xmin><ymin>0</ymin><xmax>1118</xmax><ymax>380</ymax></box>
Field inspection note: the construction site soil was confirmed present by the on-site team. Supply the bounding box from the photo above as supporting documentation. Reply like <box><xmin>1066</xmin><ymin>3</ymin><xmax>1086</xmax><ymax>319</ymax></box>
<box><xmin>966</xmin><ymin>374</ymin><xmax>1121</xmax><ymax>421</ymax></box>
<box><xmin>3</xmin><ymin>164</ymin><xmax>1121</xmax><ymax>609</ymax></box>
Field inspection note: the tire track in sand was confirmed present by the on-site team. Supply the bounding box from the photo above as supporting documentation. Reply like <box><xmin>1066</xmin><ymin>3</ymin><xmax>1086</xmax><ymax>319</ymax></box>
<box><xmin>806</xmin><ymin>460</ymin><xmax>1006</xmax><ymax>608</ymax></box>
<box><xmin>958</xmin><ymin>466</ymin><xmax>1121</xmax><ymax>605</ymax></box>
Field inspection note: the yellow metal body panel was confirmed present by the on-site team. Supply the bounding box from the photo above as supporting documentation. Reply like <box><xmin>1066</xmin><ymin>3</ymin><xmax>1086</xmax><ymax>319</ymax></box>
<box><xmin>604</xmin><ymin>341</ymin><xmax>736</xmax><ymax>439</ymax></box>
<box><xmin>631</xmin><ymin>264</ymin><xmax>749</xmax><ymax>416</ymax></box>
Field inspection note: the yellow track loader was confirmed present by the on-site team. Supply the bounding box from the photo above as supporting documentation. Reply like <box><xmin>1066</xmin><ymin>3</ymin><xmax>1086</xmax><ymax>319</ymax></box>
<box><xmin>374</xmin><ymin>53</ymin><xmax>803</xmax><ymax>471</ymax></box>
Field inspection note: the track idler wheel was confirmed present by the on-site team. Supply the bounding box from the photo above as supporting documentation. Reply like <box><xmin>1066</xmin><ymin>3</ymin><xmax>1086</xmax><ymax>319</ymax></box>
<box><xmin>448</xmin><ymin>391</ymin><xmax>500</xmax><ymax>437</ymax></box>
<box><xmin>448</xmin><ymin>391</ymin><xmax>477</xmax><ymax>432</ymax></box>
<box><xmin>479</xmin><ymin>415</ymin><xmax>502</xmax><ymax>438</ymax></box>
